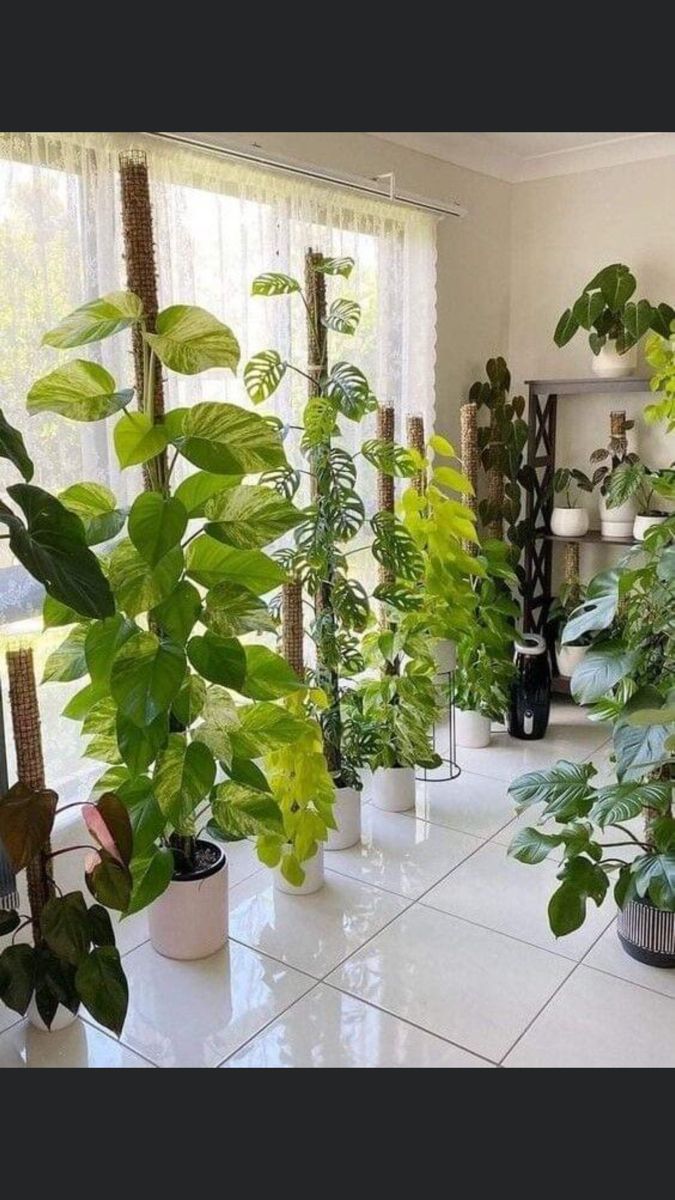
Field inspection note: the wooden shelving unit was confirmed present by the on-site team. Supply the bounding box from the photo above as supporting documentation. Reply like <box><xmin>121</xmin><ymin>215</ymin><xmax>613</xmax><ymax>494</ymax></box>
<box><xmin>522</xmin><ymin>375</ymin><xmax>650</xmax><ymax>694</ymax></box>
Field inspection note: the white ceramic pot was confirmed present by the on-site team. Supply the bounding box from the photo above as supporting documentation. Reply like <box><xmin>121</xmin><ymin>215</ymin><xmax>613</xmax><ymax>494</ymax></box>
<box><xmin>455</xmin><ymin>708</ymin><xmax>491</xmax><ymax>748</ymax></box>
<box><xmin>556</xmin><ymin>642</ymin><xmax>588</xmax><ymax>679</ymax></box>
<box><xmin>372</xmin><ymin>766</ymin><xmax>415</xmax><ymax>812</ymax></box>
<box><xmin>275</xmin><ymin>846</ymin><xmax>324</xmax><ymax>895</ymax></box>
<box><xmin>550</xmin><ymin>507</ymin><xmax>589</xmax><ymax>538</ymax></box>
<box><xmin>325</xmin><ymin>786</ymin><xmax>361</xmax><ymax>851</ymax></box>
<box><xmin>149</xmin><ymin>842</ymin><xmax>228</xmax><ymax>960</ymax></box>
<box><xmin>600</xmin><ymin>493</ymin><xmax>637</xmax><ymax>539</ymax></box>
<box><xmin>592</xmin><ymin>342</ymin><xmax>637</xmax><ymax>378</ymax></box>
<box><xmin>432</xmin><ymin>638</ymin><xmax>457</xmax><ymax>674</ymax></box>
<box><xmin>633</xmin><ymin>512</ymin><xmax>668</xmax><ymax>541</ymax></box>
<box><xmin>27</xmin><ymin>1000</ymin><xmax>79</xmax><ymax>1032</ymax></box>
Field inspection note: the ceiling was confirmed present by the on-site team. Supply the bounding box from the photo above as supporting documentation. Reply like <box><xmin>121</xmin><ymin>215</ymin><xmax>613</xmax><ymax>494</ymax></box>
<box><xmin>370</xmin><ymin>132</ymin><xmax>675</xmax><ymax>182</ymax></box>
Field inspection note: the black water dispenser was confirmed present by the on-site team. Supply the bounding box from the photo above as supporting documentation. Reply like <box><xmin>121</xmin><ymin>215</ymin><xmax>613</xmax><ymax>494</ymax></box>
<box><xmin>507</xmin><ymin>633</ymin><xmax>551</xmax><ymax>740</ymax></box>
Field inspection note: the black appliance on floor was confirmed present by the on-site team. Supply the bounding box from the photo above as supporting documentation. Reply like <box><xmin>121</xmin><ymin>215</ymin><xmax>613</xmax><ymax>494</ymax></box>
<box><xmin>507</xmin><ymin>633</ymin><xmax>551</xmax><ymax>740</ymax></box>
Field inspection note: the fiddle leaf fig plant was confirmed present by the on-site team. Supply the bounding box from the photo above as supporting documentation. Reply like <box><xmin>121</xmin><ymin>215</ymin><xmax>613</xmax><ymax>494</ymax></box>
<box><xmin>554</xmin><ymin>263</ymin><xmax>675</xmax><ymax>357</ymax></box>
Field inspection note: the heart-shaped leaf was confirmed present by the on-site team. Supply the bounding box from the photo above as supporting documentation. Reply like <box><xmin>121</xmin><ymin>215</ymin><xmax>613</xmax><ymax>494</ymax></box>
<box><xmin>42</xmin><ymin>624</ymin><xmax>88</xmax><ymax>683</ymax></box>
<box><xmin>554</xmin><ymin>308</ymin><xmax>579</xmax><ymax>347</ymax></box>
<box><xmin>187</xmin><ymin>632</ymin><xmax>246</xmax><ymax>689</ymax></box>
<box><xmin>58</xmin><ymin>481</ymin><xmax>126</xmax><ymax>546</ymax></box>
<box><xmin>108</xmin><ymin>540</ymin><xmax>183</xmax><ymax>617</ymax></box>
<box><xmin>150</xmin><ymin>580</ymin><xmax>202</xmax><ymax>644</ymax></box>
<box><xmin>185</xmin><ymin>536</ymin><xmax>286</xmax><ymax>594</ymax></box>
<box><xmin>240</xmin><ymin>644</ymin><xmax>305</xmax><ymax>700</ymax></box>
<box><xmin>114</xmin><ymin>411</ymin><xmax>169</xmax><ymax>468</ymax></box>
<box><xmin>0</xmin><ymin>944</ymin><xmax>35</xmax><ymax>1014</ymax></box>
<box><xmin>87</xmin><ymin>904</ymin><xmax>115</xmax><ymax>947</ymax></box>
<box><xmin>28</xmin><ymin>360</ymin><xmax>133</xmax><ymax>422</ymax></box>
<box><xmin>211</xmin><ymin>781</ymin><xmax>283</xmax><ymax>839</ymax></box>
<box><xmin>111</xmin><ymin>630</ymin><xmax>186</xmax><ymax>726</ymax></box>
<box><xmin>144</xmin><ymin>305</ymin><xmax>240</xmax><ymax>375</ymax></box>
<box><xmin>41</xmin><ymin>893</ymin><xmax>91</xmax><ymax>965</ymax></box>
<box><xmin>85</xmin><ymin>850</ymin><xmax>132</xmax><ymax>912</ymax></box>
<box><xmin>202</xmin><ymin>581</ymin><xmax>276</xmax><ymax>637</ymax></box>
<box><xmin>75</xmin><ymin>946</ymin><xmax>128</xmax><ymax>1035</ymax></box>
<box><xmin>153</xmin><ymin>735</ymin><xmax>216</xmax><ymax>827</ymax></box>
<box><xmin>42</xmin><ymin>291</ymin><xmax>143</xmax><ymax>348</ymax></box>
<box><xmin>128</xmin><ymin>492</ymin><xmax>188</xmax><ymax>567</ymax></box>
<box><xmin>0</xmin><ymin>783</ymin><xmax>58</xmax><ymax>872</ymax></box>
<box><xmin>204</xmin><ymin>484</ymin><xmax>303</xmax><ymax>549</ymax></box>
<box><xmin>176</xmin><ymin>403</ymin><xmax>286</xmax><ymax>475</ymax></box>
<box><xmin>117</xmin><ymin>776</ymin><xmax>165</xmax><ymax>856</ymax></box>
<box><xmin>83</xmin><ymin>792</ymin><xmax>133</xmax><ymax>866</ymax></box>
<box><xmin>126</xmin><ymin>847</ymin><xmax>174</xmax><ymax>916</ymax></box>
<box><xmin>174</xmin><ymin>470</ymin><xmax>241</xmax><ymax>517</ymax></box>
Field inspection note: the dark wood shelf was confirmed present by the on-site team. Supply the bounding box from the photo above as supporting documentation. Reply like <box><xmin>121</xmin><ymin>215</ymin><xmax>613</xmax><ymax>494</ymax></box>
<box><xmin>544</xmin><ymin>530</ymin><xmax>637</xmax><ymax>546</ymax></box>
<box><xmin>525</xmin><ymin>377</ymin><xmax>650</xmax><ymax>396</ymax></box>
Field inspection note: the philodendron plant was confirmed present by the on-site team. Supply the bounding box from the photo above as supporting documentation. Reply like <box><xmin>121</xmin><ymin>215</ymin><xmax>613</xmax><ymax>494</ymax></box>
<box><xmin>549</xmin><ymin>466</ymin><xmax>594</xmax><ymax>509</ymax></box>
<box><xmin>555</xmin><ymin>263</ymin><xmax>675</xmax><ymax>357</ymax></box>
<box><xmin>32</xmin><ymin>291</ymin><xmax>334</xmax><ymax>897</ymax></box>
<box><xmin>603</xmin><ymin>460</ymin><xmax>675</xmax><ymax>518</ymax></box>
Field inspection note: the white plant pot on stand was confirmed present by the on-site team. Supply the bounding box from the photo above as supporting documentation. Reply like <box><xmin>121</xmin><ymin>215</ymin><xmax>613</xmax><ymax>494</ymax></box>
<box><xmin>149</xmin><ymin>841</ymin><xmax>228</xmax><ymax>960</ymax></box>
<box><xmin>372</xmin><ymin>766</ymin><xmax>415</xmax><ymax>812</ymax></box>
<box><xmin>600</xmin><ymin>493</ymin><xmax>637</xmax><ymax>539</ymax></box>
<box><xmin>633</xmin><ymin>512</ymin><xmax>668</xmax><ymax>541</ymax></box>
<box><xmin>550</xmin><ymin>507</ymin><xmax>589</xmax><ymax>538</ymax></box>
<box><xmin>325</xmin><ymin>786</ymin><xmax>361</xmax><ymax>851</ymax></box>
<box><xmin>455</xmin><ymin>708</ymin><xmax>491</xmax><ymax>749</ymax></box>
<box><xmin>556</xmin><ymin>642</ymin><xmax>588</xmax><ymax>679</ymax></box>
<box><xmin>274</xmin><ymin>846</ymin><xmax>324</xmax><ymax>895</ymax></box>
<box><xmin>592</xmin><ymin>343</ymin><xmax>637</xmax><ymax>378</ymax></box>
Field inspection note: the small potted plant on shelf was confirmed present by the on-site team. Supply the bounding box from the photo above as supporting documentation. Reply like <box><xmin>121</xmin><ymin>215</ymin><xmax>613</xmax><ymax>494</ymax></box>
<box><xmin>554</xmin><ymin>263</ymin><xmax>674</xmax><ymax>378</ymax></box>
<box><xmin>590</xmin><ymin>411</ymin><xmax>640</xmax><ymax>538</ymax></box>
<box><xmin>548</xmin><ymin>466</ymin><xmax>594</xmax><ymax>537</ymax></box>
<box><xmin>602</xmin><ymin>460</ymin><xmax>673</xmax><ymax>541</ymax></box>
<box><xmin>549</xmin><ymin>578</ymin><xmax>592</xmax><ymax>679</ymax></box>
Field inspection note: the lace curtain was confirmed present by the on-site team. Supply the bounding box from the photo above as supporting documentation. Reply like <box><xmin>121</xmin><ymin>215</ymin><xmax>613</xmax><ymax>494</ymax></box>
<box><xmin>0</xmin><ymin>130</ymin><xmax>438</xmax><ymax>799</ymax></box>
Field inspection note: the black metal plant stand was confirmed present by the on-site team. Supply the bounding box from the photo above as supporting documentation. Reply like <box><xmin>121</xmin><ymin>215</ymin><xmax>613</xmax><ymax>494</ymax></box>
<box><xmin>416</xmin><ymin>668</ymin><xmax>461</xmax><ymax>783</ymax></box>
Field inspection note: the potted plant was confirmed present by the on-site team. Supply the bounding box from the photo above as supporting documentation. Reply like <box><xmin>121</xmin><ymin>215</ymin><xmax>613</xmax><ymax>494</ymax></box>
<box><xmin>554</xmin><ymin>263</ymin><xmax>674</xmax><ymax>378</ymax></box>
<box><xmin>590</xmin><ymin>411</ymin><xmax>640</xmax><ymax>537</ymax></box>
<box><xmin>645</xmin><ymin>327</ymin><xmax>675</xmax><ymax>431</ymax></box>
<box><xmin>601</xmin><ymin>459</ymin><xmax>673</xmax><ymax>541</ymax></box>
<box><xmin>33</xmin><ymin>291</ymin><xmax>332</xmax><ymax>950</ymax></box>
<box><xmin>549</xmin><ymin>578</ymin><xmax>591</xmax><ymax>678</ymax></box>
<box><xmin>548</xmin><ymin>467</ymin><xmax>594</xmax><ymax>537</ymax></box>
<box><xmin>453</xmin><ymin>582</ymin><xmax>517</xmax><ymax>748</ymax></box>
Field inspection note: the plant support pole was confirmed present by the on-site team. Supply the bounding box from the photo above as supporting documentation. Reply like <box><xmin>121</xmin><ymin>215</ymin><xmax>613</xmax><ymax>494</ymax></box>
<box><xmin>282</xmin><ymin>580</ymin><xmax>304</xmax><ymax>680</ymax></box>
<box><xmin>376</xmin><ymin>405</ymin><xmax>396</xmax><ymax>618</ymax></box>
<box><xmin>6</xmin><ymin>647</ymin><xmax>51</xmax><ymax>941</ymax></box>
<box><xmin>460</xmin><ymin>401</ymin><xmax>478</xmax><ymax>555</ymax></box>
<box><xmin>407</xmin><ymin>414</ymin><xmax>426</xmax><ymax>495</ymax></box>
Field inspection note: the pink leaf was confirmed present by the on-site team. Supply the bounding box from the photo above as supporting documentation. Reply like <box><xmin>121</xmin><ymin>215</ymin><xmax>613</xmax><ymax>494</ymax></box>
<box><xmin>82</xmin><ymin>804</ymin><xmax>123</xmax><ymax>864</ymax></box>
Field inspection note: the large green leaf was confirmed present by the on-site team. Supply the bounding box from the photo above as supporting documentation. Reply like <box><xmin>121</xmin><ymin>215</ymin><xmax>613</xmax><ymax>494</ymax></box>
<box><xmin>144</xmin><ymin>305</ymin><xmax>240</xmax><ymax>375</ymax></box>
<box><xmin>42</xmin><ymin>624</ymin><xmax>88</xmax><ymax>683</ymax></box>
<box><xmin>572</xmin><ymin>290</ymin><xmax>605</xmax><ymax>331</ymax></box>
<box><xmin>75</xmin><ymin>946</ymin><xmax>128</xmax><ymax>1035</ymax></box>
<box><xmin>632</xmin><ymin>853</ymin><xmax>675</xmax><ymax>911</ymax></box>
<box><xmin>590</xmin><ymin>780</ymin><xmax>672</xmax><ymax>828</ymax></box>
<box><xmin>614</xmin><ymin>719</ymin><xmax>673</xmax><ymax>782</ymax></box>
<box><xmin>594</xmin><ymin>263</ymin><xmax>635</xmax><ymax>311</ymax></box>
<box><xmin>108</xmin><ymin>539</ymin><xmax>183</xmax><ymax>617</ymax></box>
<box><xmin>202</xmin><ymin>581</ymin><xmax>276</xmax><ymax>637</ymax></box>
<box><xmin>326</xmin><ymin>361</ymin><xmax>377</xmax><ymax>420</ymax></box>
<box><xmin>229</xmin><ymin>702</ymin><xmax>309</xmax><ymax>759</ymax></box>
<box><xmin>508</xmin><ymin>760</ymin><xmax>596</xmax><ymax>822</ymax></box>
<box><xmin>185</xmin><ymin>535</ymin><xmax>286</xmax><ymax>594</ymax></box>
<box><xmin>151</xmin><ymin>580</ymin><xmax>202</xmax><ymax>644</ymax></box>
<box><xmin>117</xmin><ymin>776</ymin><xmax>165</xmax><ymax>856</ymax></box>
<box><xmin>88</xmin><ymin>905</ymin><xmax>115</xmax><ymax>948</ymax></box>
<box><xmin>0</xmin><ymin>944</ymin><xmax>36</xmax><ymax>1015</ymax></box>
<box><xmin>41</xmin><ymin>894</ymin><xmax>91</xmax><ymax>966</ymax></box>
<box><xmin>27</xmin><ymin>360</ymin><xmax>133</xmax><ymax>422</ymax></box>
<box><xmin>116</xmin><ymin>711</ymin><xmax>169</xmax><ymax>774</ymax></box>
<box><xmin>126</xmin><ymin>847</ymin><xmax>174</xmax><ymax>916</ymax></box>
<box><xmin>553</xmin><ymin>308</ymin><xmax>579</xmax><ymax>347</ymax></box>
<box><xmin>174</xmin><ymin>470</ymin><xmax>241</xmax><ymax>517</ymax></box>
<box><xmin>241</xmin><ymin>644</ymin><xmax>305</xmax><ymax>701</ymax></box>
<box><xmin>85</xmin><ymin>614</ymin><xmax>139</xmax><ymax>685</ymax></box>
<box><xmin>251</xmin><ymin>272</ymin><xmax>300</xmax><ymax>295</ymax></box>
<box><xmin>0</xmin><ymin>783</ymin><xmax>58</xmax><ymax>872</ymax></box>
<box><xmin>153</xmin><ymin>734</ymin><xmax>215</xmax><ymax>827</ymax></box>
<box><xmin>187</xmin><ymin>632</ymin><xmax>246</xmax><ymax>689</ymax></box>
<box><xmin>324</xmin><ymin>298</ymin><xmax>361</xmax><ymax>335</ymax></box>
<box><xmin>191</xmin><ymin>685</ymin><xmax>237</xmax><ymax>763</ymax></box>
<box><xmin>204</xmin><ymin>484</ymin><xmax>303</xmax><ymax>549</ymax></box>
<box><xmin>211</xmin><ymin>781</ymin><xmax>283</xmax><ymax>839</ymax></box>
<box><xmin>0</xmin><ymin>483</ymin><xmax>114</xmax><ymax>618</ymax></box>
<box><xmin>114</xmin><ymin>411</ymin><xmax>169</xmax><ymax>468</ymax></box>
<box><xmin>244</xmin><ymin>350</ymin><xmax>286</xmax><ymax>404</ymax></box>
<box><xmin>128</xmin><ymin>492</ymin><xmax>188</xmax><ymax>566</ymax></box>
<box><xmin>42</xmin><ymin>291</ymin><xmax>143</xmax><ymax>348</ymax></box>
<box><xmin>111</xmin><ymin>631</ymin><xmax>186</xmax><ymax>726</ymax></box>
<box><xmin>171</xmin><ymin>673</ymin><xmax>206</xmax><ymax>728</ymax></box>
<box><xmin>570</xmin><ymin>642</ymin><xmax>636</xmax><ymax>705</ymax></box>
<box><xmin>0</xmin><ymin>407</ymin><xmax>33</xmax><ymax>480</ymax></box>
<box><xmin>508</xmin><ymin>826</ymin><xmax>563</xmax><ymax>864</ymax></box>
<box><xmin>622</xmin><ymin>298</ymin><xmax>652</xmax><ymax>342</ymax></box>
<box><xmin>548</xmin><ymin>855</ymin><xmax>609</xmax><ymax>936</ymax></box>
<box><xmin>561</xmin><ymin>569</ymin><xmax>620</xmax><ymax>645</ymax></box>
<box><xmin>604</xmin><ymin>462</ymin><xmax>643</xmax><ymax>509</ymax></box>
<box><xmin>58</xmin><ymin>481</ymin><xmax>126</xmax><ymax>546</ymax></box>
<box><xmin>85</xmin><ymin>849</ymin><xmax>132</xmax><ymax>911</ymax></box>
<box><xmin>176</xmin><ymin>403</ymin><xmax>286</xmax><ymax>475</ymax></box>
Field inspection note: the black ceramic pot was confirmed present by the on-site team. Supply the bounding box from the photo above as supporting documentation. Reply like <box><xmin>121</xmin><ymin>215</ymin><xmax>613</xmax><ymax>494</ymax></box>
<box><xmin>507</xmin><ymin>633</ymin><xmax>551</xmax><ymax>741</ymax></box>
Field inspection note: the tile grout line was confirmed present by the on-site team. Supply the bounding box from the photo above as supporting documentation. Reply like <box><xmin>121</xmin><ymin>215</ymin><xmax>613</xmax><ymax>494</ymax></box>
<box><xmin>214</xmin><ymin>979</ymin><xmax>325</xmax><ymax>1067</ymax></box>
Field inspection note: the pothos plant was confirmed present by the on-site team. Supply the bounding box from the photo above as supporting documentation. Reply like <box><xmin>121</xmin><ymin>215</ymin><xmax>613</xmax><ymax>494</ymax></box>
<box><xmin>554</xmin><ymin>263</ymin><xmax>675</xmax><ymax>358</ymax></box>
<box><xmin>645</xmin><ymin>326</ymin><xmax>675</xmax><ymax>433</ymax></box>
<box><xmin>31</xmin><ymin>290</ymin><xmax>333</xmax><ymax>896</ymax></box>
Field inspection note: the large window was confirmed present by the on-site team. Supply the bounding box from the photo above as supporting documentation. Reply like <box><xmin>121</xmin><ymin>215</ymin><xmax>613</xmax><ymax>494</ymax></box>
<box><xmin>0</xmin><ymin>131</ymin><xmax>437</xmax><ymax>803</ymax></box>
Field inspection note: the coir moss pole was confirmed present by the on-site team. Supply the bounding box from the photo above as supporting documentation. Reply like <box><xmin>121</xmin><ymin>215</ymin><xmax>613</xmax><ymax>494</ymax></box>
<box><xmin>282</xmin><ymin>580</ymin><xmax>305</xmax><ymax>680</ymax></box>
<box><xmin>460</xmin><ymin>401</ymin><xmax>478</xmax><ymax>555</ymax></box>
<box><xmin>563</xmin><ymin>541</ymin><xmax>580</xmax><ymax>586</ymax></box>
<box><xmin>376</xmin><ymin>405</ymin><xmax>396</xmax><ymax>598</ymax></box>
<box><xmin>407</xmin><ymin>414</ymin><xmax>426</xmax><ymax>495</ymax></box>
<box><xmin>6</xmin><ymin>647</ymin><xmax>51</xmax><ymax>941</ymax></box>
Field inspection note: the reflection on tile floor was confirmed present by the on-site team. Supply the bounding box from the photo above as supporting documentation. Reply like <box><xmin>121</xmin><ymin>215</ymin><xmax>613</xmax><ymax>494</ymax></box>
<box><xmin>2</xmin><ymin>701</ymin><xmax>670</xmax><ymax>1068</ymax></box>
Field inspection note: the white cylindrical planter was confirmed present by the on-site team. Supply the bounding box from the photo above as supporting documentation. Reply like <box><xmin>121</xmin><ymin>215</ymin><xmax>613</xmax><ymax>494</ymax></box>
<box><xmin>633</xmin><ymin>513</ymin><xmax>668</xmax><ymax>541</ymax></box>
<box><xmin>455</xmin><ymin>708</ymin><xmax>491</xmax><ymax>748</ymax></box>
<box><xmin>149</xmin><ymin>842</ymin><xmax>228</xmax><ymax>961</ymax></box>
<box><xmin>326</xmin><ymin>786</ymin><xmax>361</xmax><ymax>851</ymax></box>
<box><xmin>433</xmin><ymin>638</ymin><xmax>457</xmax><ymax>674</ymax></box>
<box><xmin>556</xmin><ymin>642</ymin><xmax>588</xmax><ymax>679</ymax></box>
<box><xmin>550</xmin><ymin>507</ymin><xmax>589</xmax><ymax>538</ymax></box>
<box><xmin>373</xmin><ymin>766</ymin><xmax>415</xmax><ymax>812</ymax></box>
<box><xmin>27</xmin><ymin>1000</ymin><xmax>78</xmax><ymax>1032</ymax></box>
<box><xmin>275</xmin><ymin>846</ymin><xmax>324</xmax><ymax>895</ymax></box>
<box><xmin>592</xmin><ymin>343</ymin><xmax>637</xmax><ymax>378</ymax></box>
<box><xmin>600</xmin><ymin>493</ymin><xmax>637</xmax><ymax>539</ymax></box>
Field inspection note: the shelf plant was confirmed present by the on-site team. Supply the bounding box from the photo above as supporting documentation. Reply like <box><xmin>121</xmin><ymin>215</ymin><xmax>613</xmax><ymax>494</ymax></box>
<box><xmin>548</xmin><ymin>466</ymin><xmax>594</xmax><ymax>538</ymax></box>
<box><xmin>554</xmin><ymin>263</ymin><xmax>675</xmax><ymax>358</ymax></box>
<box><xmin>645</xmin><ymin>325</ymin><xmax>675</xmax><ymax>432</ymax></box>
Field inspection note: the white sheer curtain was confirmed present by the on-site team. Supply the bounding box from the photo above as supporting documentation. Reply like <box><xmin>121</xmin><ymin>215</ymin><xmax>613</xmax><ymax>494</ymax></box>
<box><xmin>0</xmin><ymin>130</ymin><xmax>437</xmax><ymax>798</ymax></box>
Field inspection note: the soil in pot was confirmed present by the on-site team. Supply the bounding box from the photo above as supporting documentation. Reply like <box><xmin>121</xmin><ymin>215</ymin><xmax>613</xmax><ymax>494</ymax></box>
<box><xmin>149</xmin><ymin>838</ymin><xmax>228</xmax><ymax>961</ymax></box>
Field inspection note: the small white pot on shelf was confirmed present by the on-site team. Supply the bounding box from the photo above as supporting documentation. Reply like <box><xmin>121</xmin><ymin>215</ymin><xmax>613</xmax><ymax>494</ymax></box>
<box><xmin>455</xmin><ymin>708</ymin><xmax>491</xmax><ymax>748</ymax></box>
<box><xmin>432</xmin><ymin>638</ymin><xmax>457</xmax><ymax>674</ymax></box>
<box><xmin>633</xmin><ymin>512</ymin><xmax>668</xmax><ymax>541</ymax></box>
<box><xmin>27</xmin><ymin>1000</ymin><xmax>79</xmax><ymax>1032</ymax></box>
<box><xmin>325</xmin><ymin>786</ymin><xmax>361</xmax><ymax>851</ymax></box>
<box><xmin>600</xmin><ymin>493</ymin><xmax>637</xmax><ymax>539</ymax></box>
<box><xmin>274</xmin><ymin>846</ymin><xmax>324</xmax><ymax>895</ymax></box>
<box><xmin>556</xmin><ymin>642</ymin><xmax>588</xmax><ymax>679</ymax></box>
<box><xmin>550</xmin><ymin>507</ymin><xmax>589</xmax><ymax>538</ymax></box>
<box><xmin>592</xmin><ymin>342</ymin><xmax>637</xmax><ymax>378</ymax></box>
<box><xmin>372</xmin><ymin>766</ymin><xmax>415</xmax><ymax>812</ymax></box>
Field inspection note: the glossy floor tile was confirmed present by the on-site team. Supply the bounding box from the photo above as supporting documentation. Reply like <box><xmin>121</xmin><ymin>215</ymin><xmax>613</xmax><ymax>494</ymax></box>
<box><xmin>110</xmin><ymin>939</ymin><xmax>313</xmax><ymax>1068</ymax></box>
<box><xmin>326</xmin><ymin>806</ymin><xmax>481</xmax><ymax>899</ymax></box>
<box><xmin>328</xmin><ymin>905</ymin><xmax>573</xmax><ymax>1062</ymax></box>
<box><xmin>585</xmin><ymin>920</ymin><xmax>675</xmax><ymax>999</ymax></box>
<box><xmin>413</xmin><ymin>770</ymin><xmax>515</xmax><ymax>839</ymax></box>
<box><xmin>453</xmin><ymin>732</ymin><xmax>602</xmax><ymax>783</ymax></box>
<box><xmin>0</xmin><ymin>1017</ymin><xmax>152</xmax><ymax>1068</ymax></box>
<box><xmin>222</xmin><ymin>984</ymin><xmax>493</xmax><ymax>1068</ymax></box>
<box><xmin>504</xmin><ymin>965</ymin><xmax>675</xmax><ymax>1068</ymax></box>
<box><xmin>230</xmin><ymin>869</ymin><xmax>407</xmax><ymax>978</ymax></box>
<box><xmin>423</xmin><ymin>840</ymin><xmax>616</xmax><ymax>960</ymax></box>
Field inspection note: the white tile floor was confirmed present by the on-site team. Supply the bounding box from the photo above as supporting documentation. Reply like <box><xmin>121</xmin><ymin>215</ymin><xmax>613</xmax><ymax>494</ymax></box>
<box><xmin>2</xmin><ymin>701</ymin><xmax>673</xmax><ymax>1068</ymax></box>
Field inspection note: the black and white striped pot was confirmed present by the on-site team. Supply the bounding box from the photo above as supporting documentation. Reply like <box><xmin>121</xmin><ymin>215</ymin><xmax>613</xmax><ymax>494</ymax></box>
<box><xmin>617</xmin><ymin>898</ymin><xmax>675</xmax><ymax>968</ymax></box>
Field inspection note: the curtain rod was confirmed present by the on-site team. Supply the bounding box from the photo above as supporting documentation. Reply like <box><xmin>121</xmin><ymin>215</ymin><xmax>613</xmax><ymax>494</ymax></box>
<box><xmin>145</xmin><ymin>131</ymin><xmax>468</xmax><ymax>220</ymax></box>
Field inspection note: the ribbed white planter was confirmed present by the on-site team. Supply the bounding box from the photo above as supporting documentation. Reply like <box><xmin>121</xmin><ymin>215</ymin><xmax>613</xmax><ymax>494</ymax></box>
<box><xmin>432</xmin><ymin>638</ymin><xmax>457</xmax><ymax>674</ymax></box>
<box><xmin>550</xmin><ymin>507</ymin><xmax>589</xmax><ymax>538</ymax></box>
<box><xmin>326</xmin><ymin>786</ymin><xmax>361</xmax><ymax>850</ymax></box>
<box><xmin>27</xmin><ymin>1000</ymin><xmax>78</xmax><ymax>1032</ymax></box>
<box><xmin>455</xmin><ymin>708</ymin><xmax>491</xmax><ymax>748</ymax></box>
<box><xmin>600</xmin><ymin>493</ymin><xmax>637</xmax><ymax>539</ymax></box>
<box><xmin>633</xmin><ymin>512</ymin><xmax>668</xmax><ymax>541</ymax></box>
<box><xmin>149</xmin><ymin>843</ymin><xmax>228</xmax><ymax>960</ymax></box>
<box><xmin>556</xmin><ymin>642</ymin><xmax>588</xmax><ymax>679</ymax></box>
<box><xmin>372</xmin><ymin>766</ymin><xmax>415</xmax><ymax>812</ymax></box>
<box><xmin>592</xmin><ymin>343</ymin><xmax>636</xmax><ymax>378</ymax></box>
<box><xmin>274</xmin><ymin>846</ymin><xmax>324</xmax><ymax>895</ymax></box>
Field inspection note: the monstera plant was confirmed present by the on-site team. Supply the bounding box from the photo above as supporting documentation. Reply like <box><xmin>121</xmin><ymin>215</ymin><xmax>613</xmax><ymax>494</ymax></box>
<box><xmin>31</xmin><ymin>291</ymin><xmax>333</xmax><ymax>912</ymax></box>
